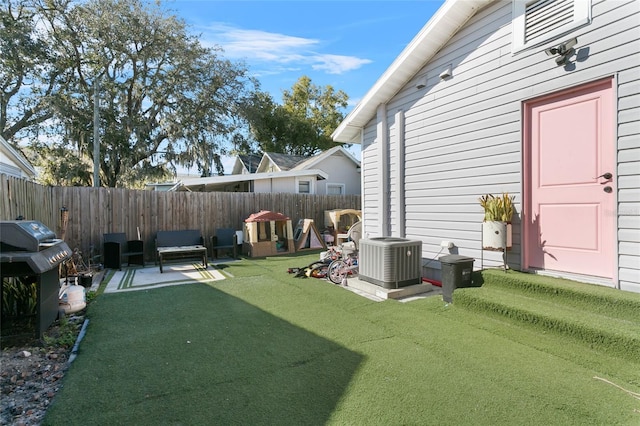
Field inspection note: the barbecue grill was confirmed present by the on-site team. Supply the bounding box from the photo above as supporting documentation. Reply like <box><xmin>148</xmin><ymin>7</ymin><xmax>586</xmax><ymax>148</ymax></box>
<box><xmin>1</xmin><ymin>220</ymin><xmax>71</xmax><ymax>339</ymax></box>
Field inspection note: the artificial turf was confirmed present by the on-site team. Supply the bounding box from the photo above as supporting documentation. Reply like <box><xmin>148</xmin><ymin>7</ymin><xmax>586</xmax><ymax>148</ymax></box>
<box><xmin>455</xmin><ymin>270</ymin><xmax>640</xmax><ymax>361</ymax></box>
<box><xmin>43</xmin><ymin>254</ymin><xmax>640</xmax><ymax>425</ymax></box>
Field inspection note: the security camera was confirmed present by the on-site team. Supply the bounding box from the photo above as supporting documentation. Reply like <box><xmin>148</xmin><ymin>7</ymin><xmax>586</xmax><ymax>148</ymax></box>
<box><xmin>545</xmin><ymin>37</ymin><xmax>578</xmax><ymax>66</ymax></box>
<box><xmin>555</xmin><ymin>48</ymin><xmax>575</xmax><ymax>66</ymax></box>
<box><xmin>545</xmin><ymin>37</ymin><xmax>577</xmax><ymax>57</ymax></box>
<box><xmin>545</xmin><ymin>47</ymin><xmax>558</xmax><ymax>56</ymax></box>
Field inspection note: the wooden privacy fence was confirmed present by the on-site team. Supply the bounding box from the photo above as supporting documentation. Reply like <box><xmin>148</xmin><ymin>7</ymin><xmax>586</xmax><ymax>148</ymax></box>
<box><xmin>1</xmin><ymin>175</ymin><xmax>361</xmax><ymax>263</ymax></box>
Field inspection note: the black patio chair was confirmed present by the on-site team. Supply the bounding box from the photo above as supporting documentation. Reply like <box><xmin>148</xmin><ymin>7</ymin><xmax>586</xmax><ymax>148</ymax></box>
<box><xmin>103</xmin><ymin>232</ymin><xmax>144</xmax><ymax>270</ymax></box>
<box><xmin>211</xmin><ymin>228</ymin><xmax>238</xmax><ymax>259</ymax></box>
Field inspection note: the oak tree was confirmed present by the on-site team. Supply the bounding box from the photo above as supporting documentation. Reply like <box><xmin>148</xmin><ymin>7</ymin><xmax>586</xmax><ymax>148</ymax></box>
<box><xmin>1</xmin><ymin>0</ymin><xmax>256</xmax><ymax>187</ymax></box>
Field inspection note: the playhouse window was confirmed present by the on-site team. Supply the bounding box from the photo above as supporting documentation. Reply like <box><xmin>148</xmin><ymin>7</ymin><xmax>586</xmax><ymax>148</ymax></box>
<box><xmin>257</xmin><ymin>221</ymin><xmax>272</xmax><ymax>242</ymax></box>
<box><xmin>512</xmin><ymin>0</ymin><xmax>591</xmax><ymax>52</ymax></box>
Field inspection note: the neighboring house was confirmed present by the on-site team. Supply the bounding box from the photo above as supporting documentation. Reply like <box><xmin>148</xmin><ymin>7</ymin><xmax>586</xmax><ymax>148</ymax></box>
<box><xmin>333</xmin><ymin>0</ymin><xmax>639</xmax><ymax>292</ymax></box>
<box><xmin>178</xmin><ymin>147</ymin><xmax>361</xmax><ymax>195</ymax></box>
<box><xmin>254</xmin><ymin>147</ymin><xmax>361</xmax><ymax>195</ymax></box>
<box><xmin>290</xmin><ymin>146</ymin><xmax>362</xmax><ymax>195</ymax></box>
<box><xmin>0</xmin><ymin>135</ymin><xmax>36</xmax><ymax>180</ymax></box>
<box><xmin>177</xmin><ymin>169</ymin><xmax>328</xmax><ymax>193</ymax></box>
<box><xmin>145</xmin><ymin>182</ymin><xmax>182</xmax><ymax>191</ymax></box>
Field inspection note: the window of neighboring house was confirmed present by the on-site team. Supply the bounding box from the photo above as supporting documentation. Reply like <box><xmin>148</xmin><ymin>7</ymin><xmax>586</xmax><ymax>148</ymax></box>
<box><xmin>298</xmin><ymin>180</ymin><xmax>311</xmax><ymax>194</ymax></box>
<box><xmin>327</xmin><ymin>184</ymin><xmax>345</xmax><ymax>195</ymax></box>
<box><xmin>512</xmin><ymin>0</ymin><xmax>591</xmax><ymax>52</ymax></box>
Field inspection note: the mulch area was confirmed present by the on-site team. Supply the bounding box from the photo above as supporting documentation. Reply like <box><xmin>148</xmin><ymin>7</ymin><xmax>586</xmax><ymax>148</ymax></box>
<box><xmin>1</xmin><ymin>314</ymin><xmax>85</xmax><ymax>426</ymax></box>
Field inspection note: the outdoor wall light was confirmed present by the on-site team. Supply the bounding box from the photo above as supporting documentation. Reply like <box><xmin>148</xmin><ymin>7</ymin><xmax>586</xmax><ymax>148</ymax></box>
<box><xmin>545</xmin><ymin>37</ymin><xmax>578</xmax><ymax>66</ymax></box>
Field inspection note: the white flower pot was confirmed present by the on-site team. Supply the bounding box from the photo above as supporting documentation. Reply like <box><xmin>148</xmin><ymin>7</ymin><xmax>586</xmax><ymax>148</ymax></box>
<box><xmin>482</xmin><ymin>221</ymin><xmax>512</xmax><ymax>250</ymax></box>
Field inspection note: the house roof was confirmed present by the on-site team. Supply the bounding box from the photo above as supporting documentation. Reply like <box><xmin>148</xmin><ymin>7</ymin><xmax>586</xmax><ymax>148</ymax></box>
<box><xmin>332</xmin><ymin>0</ymin><xmax>492</xmax><ymax>143</ymax></box>
<box><xmin>233</xmin><ymin>153</ymin><xmax>262</xmax><ymax>174</ymax></box>
<box><xmin>292</xmin><ymin>146</ymin><xmax>360</xmax><ymax>170</ymax></box>
<box><xmin>259</xmin><ymin>152</ymin><xmax>308</xmax><ymax>171</ymax></box>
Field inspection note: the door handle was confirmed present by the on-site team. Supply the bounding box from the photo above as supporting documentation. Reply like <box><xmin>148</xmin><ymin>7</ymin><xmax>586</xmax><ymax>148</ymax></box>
<box><xmin>594</xmin><ymin>172</ymin><xmax>612</xmax><ymax>180</ymax></box>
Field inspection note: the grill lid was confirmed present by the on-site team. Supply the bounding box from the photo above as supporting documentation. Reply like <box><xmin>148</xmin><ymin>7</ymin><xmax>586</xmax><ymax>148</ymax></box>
<box><xmin>0</xmin><ymin>242</ymin><xmax>71</xmax><ymax>274</ymax></box>
<box><xmin>0</xmin><ymin>220</ymin><xmax>58</xmax><ymax>252</ymax></box>
<box><xmin>1</xmin><ymin>221</ymin><xmax>71</xmax><ymax>274</ymax></box>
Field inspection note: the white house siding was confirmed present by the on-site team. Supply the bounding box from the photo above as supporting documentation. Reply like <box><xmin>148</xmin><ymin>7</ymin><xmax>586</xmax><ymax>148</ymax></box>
<box><xmin>618</xmin><ymin>67</ymin><xmax>640</xmax><ymax>292</ymax></box>
<box><xmin>253</xmin><ymin>177</ymin><xmax>297</xmax><ymax>193</ymax></box>
<box><xmin>0</xmin><ymin>137</ymin><xmax>35</xmax><ymax>180</ymax></box>
<box><xmin>360</xmin><ymin>0</ymin><xmax>640</xmax><ymax>289</ymax></box>
<box><xmin>313</xmin><ymin>153</ymin><xmax>362</xmax><ymax>195</ymax></box>
<box><xmin>0</xmin><ymin>162</ymin><xmax>24</xmax><ymax>178</ymax></box>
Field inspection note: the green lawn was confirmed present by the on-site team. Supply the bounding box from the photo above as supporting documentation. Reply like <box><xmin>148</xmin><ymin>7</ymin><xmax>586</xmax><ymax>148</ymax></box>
<box><xmin>44</xmin><ymin>254</ymin><xmax>640</xmax><ymax>425</ymax></box>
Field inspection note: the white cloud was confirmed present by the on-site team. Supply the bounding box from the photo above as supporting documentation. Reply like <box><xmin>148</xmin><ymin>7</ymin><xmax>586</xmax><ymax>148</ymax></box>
<box><xmin>201</xmin><ymin>22</ymin><xmax>370</xmax><ymax>75</ymax></box>
<box><xmin>311</xmin><ymin>54</ymin><xmax>372</xmax><ymax>75</ymax></box>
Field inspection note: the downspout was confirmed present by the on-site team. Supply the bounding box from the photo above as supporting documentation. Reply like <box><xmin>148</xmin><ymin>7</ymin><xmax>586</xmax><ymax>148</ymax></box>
<box><xmin>395</xmin><ymin>110</ymin><xmax>406</xmax><ymax>238</ymax></box>
<box><xmin>377</xmin><ymin>104</ymin><xmax>389</xmax><ymax>237</ymax></box>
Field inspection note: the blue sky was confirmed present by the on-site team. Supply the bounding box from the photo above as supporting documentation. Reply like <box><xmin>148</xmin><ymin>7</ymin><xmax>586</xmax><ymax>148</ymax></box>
<box><xmin>161</xmin><ymin>0</ymin><xmax>444</xmax><ymax>172</ymax></box>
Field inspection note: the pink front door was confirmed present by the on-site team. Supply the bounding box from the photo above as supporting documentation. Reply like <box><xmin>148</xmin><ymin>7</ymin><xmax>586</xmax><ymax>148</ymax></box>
<box><xmin>524</xmin><ymin>78</ymin><xmax>615</xmax><ymax>279</ymax></box>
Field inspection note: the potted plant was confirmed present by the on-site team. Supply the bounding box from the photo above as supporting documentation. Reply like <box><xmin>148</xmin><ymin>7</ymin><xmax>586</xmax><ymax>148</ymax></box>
<box><xmin>479</xmin><ymin>193</ymin><xmax>515</xmax><ymax>250</ymax></box>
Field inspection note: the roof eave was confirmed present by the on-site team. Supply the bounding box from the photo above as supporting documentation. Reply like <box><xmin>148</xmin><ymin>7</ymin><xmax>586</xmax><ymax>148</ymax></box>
<box><xmin>0</xmin><ymin>136</ymin><xmax>36</xmax><ymax>177</ymax></box>
<box><xmin>332</xmin><ymin>0</ymin><xmax>492</xmax><ymax>144</ymax></box>
<box><xmin>178</xmin><ymin>168</ymin><xmax>329</xmax><ymax>190</ymax></box>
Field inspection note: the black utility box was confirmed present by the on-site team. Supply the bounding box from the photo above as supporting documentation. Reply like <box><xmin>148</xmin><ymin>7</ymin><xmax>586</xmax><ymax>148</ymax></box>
<box><xmin>439</xmin><ymin>255</ymin><xmax>475</xmax><ymax>303</ymax></box>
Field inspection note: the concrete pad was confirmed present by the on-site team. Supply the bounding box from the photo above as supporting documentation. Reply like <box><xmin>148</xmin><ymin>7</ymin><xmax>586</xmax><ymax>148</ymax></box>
<box><xmin>103</xmin><ymin>262</ymin><xmax>225</xmax><ymax>293</ymax></box>
<box><xmin>340</xmin><ymin>276</ymin><xmax>441</xmax><ymax>302</ymax></box>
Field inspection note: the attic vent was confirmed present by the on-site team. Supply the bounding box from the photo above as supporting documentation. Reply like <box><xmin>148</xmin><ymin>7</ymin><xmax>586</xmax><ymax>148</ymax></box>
<box><xmin>525</xmin><ymin>0</ymin><xmax>574</xmax><ymax>43</ymax></box>
<box><xmin>512</xmin><ymin>0</ymin><xmax>590</xmax><ymax>52</ymax></box>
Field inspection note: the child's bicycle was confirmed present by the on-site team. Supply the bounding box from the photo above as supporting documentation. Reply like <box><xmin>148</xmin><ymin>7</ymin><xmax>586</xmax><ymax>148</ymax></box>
<box><xmin>288</xmin><ymin>220</ymin><xmax>362</xmax><ymax>283</ymax></box>
<box><xmin>327</xmin><ymin>252</ymin><xmax>358</xmax><ymax>284</ymax></box>
<box><xmin>287</xmin><ymin>246</ymin><xmax>341</xmax><ymax>278</ymax></box>
<box><xmin>326</xmin><ymin>220</ymin><xmax>362</xmax><ymax>284</ymax></box>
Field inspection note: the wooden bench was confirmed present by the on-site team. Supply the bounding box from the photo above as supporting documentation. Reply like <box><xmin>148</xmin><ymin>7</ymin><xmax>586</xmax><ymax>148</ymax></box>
<box><xmin>103</xmin><ymin>233</ymin><xmax>145</xmax><ymax>270</ymax></box>
<box><xmin>155</xmin><ymin>230</ymin><xmax>207</xmax><ymax>273</ymax></box>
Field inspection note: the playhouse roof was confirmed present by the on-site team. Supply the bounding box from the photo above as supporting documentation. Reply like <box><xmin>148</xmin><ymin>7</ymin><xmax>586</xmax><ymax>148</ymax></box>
<box><xmin>245</xmin><ymin>210</ymin><xmax>290</xmax><ymax>222</ymax></box>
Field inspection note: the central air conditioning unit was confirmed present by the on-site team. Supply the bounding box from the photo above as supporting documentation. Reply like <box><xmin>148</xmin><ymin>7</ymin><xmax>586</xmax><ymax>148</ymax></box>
<box><xmin>359</xmin><ymin>237</ymin><xmax>422</xmax><ymax>289</ymax></box>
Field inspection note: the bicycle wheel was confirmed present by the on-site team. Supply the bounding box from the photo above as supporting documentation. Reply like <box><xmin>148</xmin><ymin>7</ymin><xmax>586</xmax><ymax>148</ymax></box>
<box><xmin>328</xmin><ymin>260</ymin><xmax>347</xmax><ymax>284</ymax></box>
